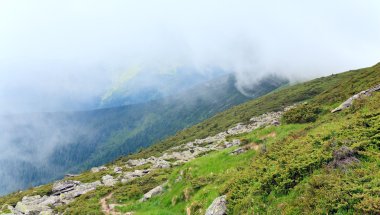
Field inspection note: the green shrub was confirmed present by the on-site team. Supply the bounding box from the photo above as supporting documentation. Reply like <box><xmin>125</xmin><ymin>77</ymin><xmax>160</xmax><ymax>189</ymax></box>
<box><xmin>282</xmin><ymin>103</ymin><xmax>322</xmax><ymax>124</ymax></box>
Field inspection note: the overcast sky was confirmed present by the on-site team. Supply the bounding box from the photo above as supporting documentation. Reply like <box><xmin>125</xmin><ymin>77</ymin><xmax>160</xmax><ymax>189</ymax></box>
<box><xmin>1</xmin><ymin>0</ymin><xmax>380</xmax><ymax>113</ymax></box>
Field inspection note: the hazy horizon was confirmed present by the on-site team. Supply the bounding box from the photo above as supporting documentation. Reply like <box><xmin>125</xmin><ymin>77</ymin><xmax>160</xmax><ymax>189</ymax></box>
<box><xmin>1</xmin><ymin>0</ymin><xmax>380</xmax><ymax>113</ymax></box>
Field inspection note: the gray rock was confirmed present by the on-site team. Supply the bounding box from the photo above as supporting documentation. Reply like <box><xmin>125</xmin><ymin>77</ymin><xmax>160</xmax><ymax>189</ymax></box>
<box><xmin>151</xmin><ymin>159</ymin><xmax>171</xmax><ymax>169</ymax></box>
<box><xmin>52</xmin><ymin>180</ymin><xmax>80</xmax><ymax>195</ymax></box>
<box><xmin>102</xmin><ymin>175</ymin><xmax>117</xmax><ymax>187</ymax></box>
<box><xmin>332</xmin><ymin>84</ymin><xmax>380</xmax><ymax>113</ymax></box>
<box><xmin>60</xmin><ymin>181</ymin><xmax>101</xmax><ymax>203</ymax></box>
<box><xmin>121</xmin><ymin>169</ymin><xmax>150</xmax><ymax>184</ymax></box>
<box><xmin>91</xmin><ymin>166</ymin><xmax>108</xmax><ymax>173</ymax></box>
<box><xmin>126</xmin><ymin>159</ymin><xmax>149</xmax><ymax>167</ymax></box>
<box><xmin>224</xmin><ymin>139</ymin><xmax>241</xmax><ymax>148</ymax></box>
<box><xmin>205</xmin><ymin>195</ymin><xmax>227</xmax><ymax>215</ymax></box>
<box><xmin>13</xmin><ymin>195</ymin><xmax>53</xmax><ymax>215</ymax></box>
<box><xmin>139</xmin><ymin>184</ymin><xmax>165</xmax><ymax>202</ymax></box>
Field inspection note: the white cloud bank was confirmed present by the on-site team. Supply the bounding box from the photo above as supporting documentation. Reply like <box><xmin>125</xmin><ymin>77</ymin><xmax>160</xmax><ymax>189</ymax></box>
<box><xmin>0</xmin><ymin>0</ymin><xmax>380</xmax><ymax>113</ymax></box>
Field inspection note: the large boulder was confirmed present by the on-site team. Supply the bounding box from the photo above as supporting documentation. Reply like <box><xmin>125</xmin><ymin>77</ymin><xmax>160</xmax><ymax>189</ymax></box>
<box><xmin>205</xmin><ymin>195</ymin><xmax>227</xmax><ymax>215</ymax></box>
<box><xmin>13</xmin><ymin>195</ymin><xmax>55</xmax><ymax>215</ymax></box>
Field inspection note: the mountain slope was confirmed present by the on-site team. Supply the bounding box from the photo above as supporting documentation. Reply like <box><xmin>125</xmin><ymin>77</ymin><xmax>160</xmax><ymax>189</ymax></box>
<box><xmin>1</xmin><ymin>62</ymin><xmax>379</xmax><ymax>214</ymax></box>
<box><xmin>0</xmin><ymin>74</ymin><xmax>286</xmax><ymax>196</ymax></box>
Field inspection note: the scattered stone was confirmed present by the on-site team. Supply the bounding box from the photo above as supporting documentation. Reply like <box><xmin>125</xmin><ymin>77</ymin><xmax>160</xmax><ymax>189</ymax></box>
<box><xmin>139</xmin><ymin>183</ymin><xmax>166</xmax><ymax>202</ymax></box>
<box><xmin>332</xmin><ymin>83</ymin><xmax>380</xmax><ymax>113</ymax></box>
<box><xmin>64</xmin><ymin>173</ymin><xmax>79</xmax><ymax>178</ymax></box>
<box><xmin>102</xmin><ymin>175</ymin><xmax>117</xmax><ymax>187</ymax></box>
<box><xmin>205</xmin><ymin>195</ymin><xmax>227</xmax><ymax>215</ymax></box>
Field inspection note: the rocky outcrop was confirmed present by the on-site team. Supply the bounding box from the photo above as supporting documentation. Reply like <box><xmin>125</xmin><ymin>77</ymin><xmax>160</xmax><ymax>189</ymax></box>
<box><xmin>60</xmin><ymin>181</ymin><xmax>101</xmax><ymax>203</ymax></box>
<box><xmin>332</xmin><ymin>84</ymin><xmax>380</xmax><ymax>113</ymax></box>
<box><xmin>10</xmin><ymin>180</ymin><xmax>101</xmax><ymax>215</ymax></box>
<box><xmin>205</xmin><ymin>195</ymin><xmax>227</xmax><ymax>215</ymax></box>
<box><xmin>139</xmin><ymin>183</ymin><xmax>166</xmax><ymax>202</ymax></box>
<box><xmin>52</xmin><ymin>180</ymin><xmax>80</xmax><ymax>195</ymax></box>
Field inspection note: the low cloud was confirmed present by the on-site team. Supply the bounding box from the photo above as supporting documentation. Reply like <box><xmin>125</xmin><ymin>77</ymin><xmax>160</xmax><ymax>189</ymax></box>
<box><xmin>0</xmin><ymin>1</ymin><xmax>380</xmax><ymax>113</ymax></box>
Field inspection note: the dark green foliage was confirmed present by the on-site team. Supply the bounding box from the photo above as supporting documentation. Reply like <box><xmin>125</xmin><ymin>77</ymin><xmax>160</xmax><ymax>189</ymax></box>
<box><xmin>282</xmin><ymin>103</ymin><xmax>322</xmax><ymax>124</ymax></box>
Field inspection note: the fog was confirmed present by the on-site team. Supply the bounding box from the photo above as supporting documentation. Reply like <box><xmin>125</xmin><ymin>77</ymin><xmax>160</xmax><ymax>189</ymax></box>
<box><xmin>0</xmin><ymin>0</ymin><xmax>379</xmax><ymax>113</ymax></box>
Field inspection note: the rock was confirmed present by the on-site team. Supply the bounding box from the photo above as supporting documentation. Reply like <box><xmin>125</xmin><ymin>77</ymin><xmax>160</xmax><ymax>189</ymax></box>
<box><xmin>205</xmin><ymin>195</ymin><xmax>227</xmax><ymax>215</ymax></box>
<box><xmin>13</xmin><ymin>195</ymin><xmax>54</xmax><ymax>215</ymax></box>
<box><xmin>91</xmin><ymin>166</ymin><xmax>108</xmax><ymax>173</ymax></box>
<box><xmin>224</xmin><ymin>139</ymin><xmax>241</xmax><ymax>148</ymax></box>
<box><xmin>102</xmin><ymin>175</ymin><xmax>117</xmax><ymax>186</ymax></box>
<box><xmin>332</xmin><ymin>84</ymin><xmax>380</xmax><ymax>113</ymax></box>
<box><xmin>329</xmin><ymin>146</ymin><xmax>359</xmax><ymax>169</ymax></box>
<box><xmin>230</xmin><ymin>147</ymin><xmax>246</xmax><ymax>155</ymax></box>
<box><xmin>151</xmin><ymin>159</ymin><xmax>171</xmax><ymax>169</ymax></box>
<box><xmin>114</xmin><ymin>166</ymin><xmax>123</xmax><ymax>174</ymax></box>
<box><xmin>60</xmin><ymin>181</ymin><xmax>101</xmax><ymax>202</ymax></box>
<box><xmin>127</xmin><ymin>159</ymin><xmax>149</xmax><ymax>167</ymax></box>
<box><xmin>139</xmin><ymin>184</ymin><xmax>165</xmax><ymax>202</ymax></box>
<box><xmin>161</xmin><ymin>151</ymin><xmax>195</xmax><ymax>162</ymax></box>
<box><xmin>121</xmin><ymin>169</ymin><xmax>150</xmax><ymax>184</ymax></box>
<box><xmin>52</xmin><ymin>180</ymin><xmax>80</xmax><ymax>195</ymax></box>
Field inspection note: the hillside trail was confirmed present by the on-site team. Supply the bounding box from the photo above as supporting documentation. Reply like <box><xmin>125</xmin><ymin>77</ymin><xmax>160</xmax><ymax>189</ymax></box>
<box><xmin>100</xmin><ymin>192</ymin><xmax>130</xmax><ymax>215</ymax></box>
<box><xmin>100</xmin><ymin>192</ymin><xmax>114</xmax><ymax>215</ymax></box>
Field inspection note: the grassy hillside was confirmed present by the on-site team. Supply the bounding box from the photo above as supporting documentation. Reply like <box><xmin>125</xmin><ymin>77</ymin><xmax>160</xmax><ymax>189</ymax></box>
<box><xmin>126</xmin><ymin>63</ymin><xmax>380</xmax><ymax>161</ymax></box>
<box><xmin>1</xmin><ymin>62</ymin><xmax>379</xmax><ymax>214</ymax></box>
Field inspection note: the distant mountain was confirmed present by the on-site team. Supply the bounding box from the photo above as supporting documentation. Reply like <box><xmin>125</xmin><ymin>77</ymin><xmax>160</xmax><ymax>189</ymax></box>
<box><xmin>0</xmin><ymin>74</ymin><xmax>287</xmax><ymax>195</ymax></box>
<box><xmin>98</xmin><ymin>66</ymin><xmax>226</xmax><ymax>108</ymax></box>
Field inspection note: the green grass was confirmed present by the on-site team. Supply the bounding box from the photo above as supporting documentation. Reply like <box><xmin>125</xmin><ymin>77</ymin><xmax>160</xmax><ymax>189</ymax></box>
<box><xmin>116</xmin><ymin>147</ymin><xmax>255</xmax><ymax>214</ymax></box>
